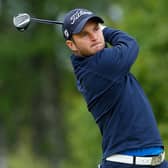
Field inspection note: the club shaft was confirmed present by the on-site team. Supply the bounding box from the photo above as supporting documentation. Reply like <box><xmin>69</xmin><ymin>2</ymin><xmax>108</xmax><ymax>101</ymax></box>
<box><xmin>31</xmin><ymin>17</ymin><xmax>63</xmax><ymax>25</ymax></box>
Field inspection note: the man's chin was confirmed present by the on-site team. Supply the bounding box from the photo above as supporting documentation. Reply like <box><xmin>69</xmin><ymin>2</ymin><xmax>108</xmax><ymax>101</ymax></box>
<box><xmin>93</xmin><ymin>45</ymin><xmax>104</xmax><ymax>53</ymax></box>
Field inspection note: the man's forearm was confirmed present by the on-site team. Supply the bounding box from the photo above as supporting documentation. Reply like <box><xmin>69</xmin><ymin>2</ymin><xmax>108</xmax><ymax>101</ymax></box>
<box><xmin>102</xmin><ymin>27</ymin><xmax>138</xmax><ymax>48</ymax></box>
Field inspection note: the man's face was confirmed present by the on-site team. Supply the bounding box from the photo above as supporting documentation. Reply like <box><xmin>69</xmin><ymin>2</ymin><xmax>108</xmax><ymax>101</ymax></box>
<box><xmin>66</xmin><ymin>20</ymin><xmax>105</xmax><ymax>56</ymax></box>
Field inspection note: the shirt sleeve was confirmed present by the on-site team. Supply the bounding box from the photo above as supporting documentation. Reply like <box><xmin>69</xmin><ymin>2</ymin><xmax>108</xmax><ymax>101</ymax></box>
<box><xmin>91</xmin><ymin>27</ymin><xmax>139</xmax><ymax>82</ymax></box>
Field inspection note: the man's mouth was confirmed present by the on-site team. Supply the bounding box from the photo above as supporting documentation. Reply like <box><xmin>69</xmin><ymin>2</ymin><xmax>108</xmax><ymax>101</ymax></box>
<box><xmin>91</xmin><ymin>42</ymin><xmax>104</xmax><ymax>50</ymax></box>
<box><xmin>91</xmin><ymin>42</ymin><xmax>102</xmax><ymax>48</ymax></box>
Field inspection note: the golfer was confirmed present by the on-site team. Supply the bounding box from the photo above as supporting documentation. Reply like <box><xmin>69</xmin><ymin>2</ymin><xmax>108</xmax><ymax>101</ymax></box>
<box><xmin>62</xmin><ymin>8</ymin><xmax>168</xmax><ymax>168</ymax></box>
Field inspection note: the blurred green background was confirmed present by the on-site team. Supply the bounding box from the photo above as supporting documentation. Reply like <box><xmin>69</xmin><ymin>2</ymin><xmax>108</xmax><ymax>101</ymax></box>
<box><xmin>0</xmin><ymin>0</ymin><xmax>168</xmax><ymax>167</ymax></box>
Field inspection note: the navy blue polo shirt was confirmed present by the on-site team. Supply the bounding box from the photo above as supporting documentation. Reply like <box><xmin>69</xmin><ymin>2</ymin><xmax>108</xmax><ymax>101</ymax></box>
<box><xmin>70</xmin><ymin>27</ymin><xmax>163</xmax><ymax>159</ymax></box>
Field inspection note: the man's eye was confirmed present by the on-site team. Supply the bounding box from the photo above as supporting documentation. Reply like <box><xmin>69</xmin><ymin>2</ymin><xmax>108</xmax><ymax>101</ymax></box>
<box><xmin>95</xmin><ymin>26</ymin><xmax>100</xmax><ymax>31</ymax></box>
<box><xmin>81</xmin><ymin>32</ymin><xmax>88</xmax><ymax>37</ymax></box>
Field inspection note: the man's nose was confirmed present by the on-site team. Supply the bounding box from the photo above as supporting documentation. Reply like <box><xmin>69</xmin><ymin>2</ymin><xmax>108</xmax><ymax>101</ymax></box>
<box><xmin>90</xmin><ymin>32</ymin><xmax>97</xmax><ymax>41</ymax></box>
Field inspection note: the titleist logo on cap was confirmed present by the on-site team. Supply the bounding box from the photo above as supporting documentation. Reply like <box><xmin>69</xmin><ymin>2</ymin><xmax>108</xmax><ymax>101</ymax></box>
<box><xmin>70</xmin><ymin>10</ymin><xmax>93</xmax><ymax>24</ymax></box>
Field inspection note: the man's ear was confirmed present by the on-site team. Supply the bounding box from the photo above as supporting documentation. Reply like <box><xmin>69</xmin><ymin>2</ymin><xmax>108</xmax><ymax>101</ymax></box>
<box><xmin>66</xmin><ymin>40</ymin><xmax>78</xmax><ymax>52</ymax></box>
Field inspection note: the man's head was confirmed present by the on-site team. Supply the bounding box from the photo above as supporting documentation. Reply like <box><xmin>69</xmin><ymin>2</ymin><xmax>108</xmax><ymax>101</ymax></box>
<box><xmin>63</xmin><ymin>8</ymin><xmax>105</xmax><ymax>56</ymax></box>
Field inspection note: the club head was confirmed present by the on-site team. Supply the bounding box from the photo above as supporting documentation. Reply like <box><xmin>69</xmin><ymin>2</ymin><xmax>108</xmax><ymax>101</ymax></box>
<box><xmin>13</xmin><ymin>13</ymin><xmax>31</xmax><ymax>31</ymax></box>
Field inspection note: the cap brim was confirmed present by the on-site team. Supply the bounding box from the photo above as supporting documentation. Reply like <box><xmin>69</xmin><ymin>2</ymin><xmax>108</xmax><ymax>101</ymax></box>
<box><xmin>73</xmin><ymin>15</ymin><xmax>104</xmax><ymax>34</ymax></box>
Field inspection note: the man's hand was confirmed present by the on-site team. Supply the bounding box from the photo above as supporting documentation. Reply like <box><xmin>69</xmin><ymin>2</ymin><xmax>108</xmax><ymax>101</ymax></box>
<box><xmin>99</xmin><ymin>24</ymin><xmax>106</xmax><ymax>31</ymax></box>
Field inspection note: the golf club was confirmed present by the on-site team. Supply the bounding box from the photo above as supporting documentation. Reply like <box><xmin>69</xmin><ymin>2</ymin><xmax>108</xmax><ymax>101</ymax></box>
<box><xmin>13</xmin><ymin>13</ymin><xmax>63</xmax><ymax>31</ymax></box>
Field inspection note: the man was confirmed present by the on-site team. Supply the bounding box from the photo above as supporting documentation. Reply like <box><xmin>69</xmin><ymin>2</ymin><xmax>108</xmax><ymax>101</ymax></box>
<box><xmin>62</xmin><ymin>8</ymin><xmax>168</xmax><ymax>168</ymax></box>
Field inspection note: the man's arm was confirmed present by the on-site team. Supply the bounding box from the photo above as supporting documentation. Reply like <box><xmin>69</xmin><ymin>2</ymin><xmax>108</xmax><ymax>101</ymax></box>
<box><xmin>91</xmin><ymin>26</ymin><xmax>139</xmax><ymax>81</ymax></box>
